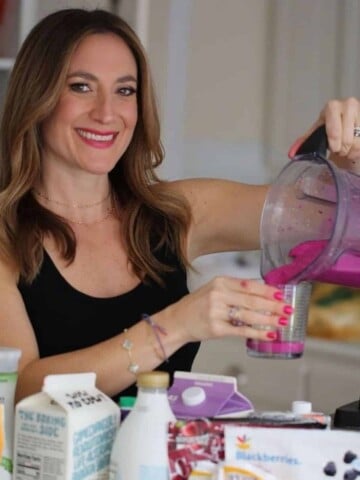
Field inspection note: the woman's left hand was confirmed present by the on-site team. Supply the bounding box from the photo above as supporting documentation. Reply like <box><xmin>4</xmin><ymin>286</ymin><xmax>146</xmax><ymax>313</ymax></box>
<box><xmin>162</xmin><ymin>276</ymin><xmax>292</xmax><ymax>344</ymax></box>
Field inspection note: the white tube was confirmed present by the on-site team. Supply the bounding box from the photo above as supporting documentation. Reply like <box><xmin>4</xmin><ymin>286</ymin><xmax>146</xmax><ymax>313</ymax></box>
<box><xmin>0</xmin><ymin>347</ymin><xmax>21</xmax><ymax>480</ymax></box>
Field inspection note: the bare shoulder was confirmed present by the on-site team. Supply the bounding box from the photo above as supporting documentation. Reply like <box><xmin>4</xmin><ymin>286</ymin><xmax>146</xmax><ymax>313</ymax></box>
<box><xmin>0</xmin><ymin>253</ymin><xmax>19</xmax><ymax>286</ymax></box>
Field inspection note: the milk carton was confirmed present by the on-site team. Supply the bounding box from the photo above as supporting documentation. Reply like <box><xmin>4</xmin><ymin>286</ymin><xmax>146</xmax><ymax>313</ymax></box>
<box><xmin>13</xmin><ymin>373</ymin><xmax>119</xmax><ymax>480</ymax></box>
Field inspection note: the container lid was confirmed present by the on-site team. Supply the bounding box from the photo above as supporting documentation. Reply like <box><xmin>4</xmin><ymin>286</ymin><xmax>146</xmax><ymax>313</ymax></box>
<box><xmin>291</xmin><ymin>400</ymin><xmax>312</xmax><ymax>415</ymax></box>
<box><xmin>119</xmin><ymin>396</ymin><xmax>136</xmax><ymax>408</ymax></box>
<box><xmin>0</xmin><ymin>347</ymin><xmax>21</xmax><ymax>373</ymax></box>
<box><xmin>137</xmin><ymin>371</ymin><xmax>170</xmax><ymax>389</ymax></box>
<box><xmin>181</xmin><ymin>386</ymin><xmax>206</xmax><ymax>406</ymax></box>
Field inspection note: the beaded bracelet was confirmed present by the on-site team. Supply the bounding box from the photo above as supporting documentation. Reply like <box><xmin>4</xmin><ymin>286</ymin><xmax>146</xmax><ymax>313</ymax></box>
<box><xmin>141</xmin><ymin>313</ymin><xmax>169</xmax><ymax>364</ymax></box>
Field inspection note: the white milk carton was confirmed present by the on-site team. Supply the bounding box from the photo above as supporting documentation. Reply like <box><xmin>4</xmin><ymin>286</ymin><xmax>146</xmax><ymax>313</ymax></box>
<box><xmin>13</xmin><ymin>373</ymin><xmax>119</xmax><ymax>480</ymax></box>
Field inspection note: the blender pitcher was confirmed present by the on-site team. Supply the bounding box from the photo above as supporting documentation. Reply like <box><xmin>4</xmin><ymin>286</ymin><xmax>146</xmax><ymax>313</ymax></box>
<box><xmin>247</xmin><ymin>125</ymin><xmax>360</xmax><ymax>359</ymax></box>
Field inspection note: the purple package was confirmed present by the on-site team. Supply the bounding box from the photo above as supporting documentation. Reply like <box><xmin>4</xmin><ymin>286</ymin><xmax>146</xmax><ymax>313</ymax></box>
<box><xmin>168</xmin><ymin>371</ymin><xmax>253</xmax><ymax>419</ymax></box>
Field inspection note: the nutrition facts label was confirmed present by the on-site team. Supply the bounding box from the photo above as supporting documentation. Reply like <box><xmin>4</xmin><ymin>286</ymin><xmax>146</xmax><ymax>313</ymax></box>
<box><xmin>14</xmin><ymin>452</ymin><xmax>41</xmax><ymax>480</ymax></box>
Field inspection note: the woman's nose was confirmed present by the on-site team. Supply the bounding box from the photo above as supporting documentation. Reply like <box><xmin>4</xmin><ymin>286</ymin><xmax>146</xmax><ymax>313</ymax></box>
<box><xmin>90</xmin><ymin>92</ymin><xmax>115</xmax><ymax>123</ymax></box>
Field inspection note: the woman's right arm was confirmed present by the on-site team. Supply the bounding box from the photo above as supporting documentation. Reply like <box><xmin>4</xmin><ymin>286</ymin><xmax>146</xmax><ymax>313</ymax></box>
<box><xmin>0</xmin><ymin>258</ymin><xmax>290</xmax><ymax>403</ymax></box>
<box><xmin>0</xmin><ymin>258</ymin><xmax>182</xmax><ymax>402</ymax></box>
<box><xmin>0</xmin><ymin>259</ymin><xmax>40</xmax><ymax>378</ymax></box>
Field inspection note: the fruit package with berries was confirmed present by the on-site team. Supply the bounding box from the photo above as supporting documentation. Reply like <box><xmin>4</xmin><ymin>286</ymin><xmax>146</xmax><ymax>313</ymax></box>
<box><xmin>225</xmin><ymin>426</ymin><xmax>360</xmax><ymax>480</ymax></box>
<box><xmin>167</xmin><ymin>416</ymin><xmax>328</xmax><ymax>480</ymax></box>
<box><xmin>168</xmin><ymin>418</ymin><xmax>224</xmax><ymax>479</ymax></box>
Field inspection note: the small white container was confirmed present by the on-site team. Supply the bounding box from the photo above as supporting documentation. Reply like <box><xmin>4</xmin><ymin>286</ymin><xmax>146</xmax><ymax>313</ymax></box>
<box><xmin>0</xmin><ymin>347</ymin><xmax>21</xmax><ymax>480</ymax></box>
<box><xmin>291</xmin><ymin>400</ymin><xmax>331</xmax><ymax>428</ymax></box>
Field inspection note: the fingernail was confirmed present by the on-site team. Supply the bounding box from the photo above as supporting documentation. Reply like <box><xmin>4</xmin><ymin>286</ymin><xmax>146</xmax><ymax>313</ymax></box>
<box><xmin>273</xmin><ymin>291</ymin><xmax>284</xmax><ymax>301</ymax></box>
<box><xmin>283</xmin><ymin>305</ymin><xmax>294</xmax><ymax>315</ymax></box>
<box><xmin>266</xmin><ymin>331</ymin><xmax>277</xmax><ymax>340</ymax></box>
<box><xmin>278</xmin><ymin>317</ymin><xmax>288</xmax><ymax>326</ymax></box>
<box><xmin>288</xmin><ymin>136</ymin><xmax>304</xmax><ymax>159</ymax></box>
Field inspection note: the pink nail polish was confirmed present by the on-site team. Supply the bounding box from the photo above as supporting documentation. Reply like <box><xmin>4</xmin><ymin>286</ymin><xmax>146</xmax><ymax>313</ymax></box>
<box><xmin>278</xmin><ymin>317</ymin><xmax>288</xmax><ymax>326</ymax></box>
<box><xmin>273</xmin><ymin>291</ymin><xmax>284</xmax><ymax>301</ymax></box>
<box><xmin>283</xmin><ymin>305</ymin><xmax>294</xmax><ymax>315</ymax></box>
<box><xmin>266</xmin><ymin>331</ymin><xmax>277</xmax><ymax>340</ymax></box>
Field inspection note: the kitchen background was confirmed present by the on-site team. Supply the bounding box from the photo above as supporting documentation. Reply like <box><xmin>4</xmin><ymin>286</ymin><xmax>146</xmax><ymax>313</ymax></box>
<box><xmin>0</xmin><ymin>0</ymin><xmax>359</xmax><ymax>413</ymax></box>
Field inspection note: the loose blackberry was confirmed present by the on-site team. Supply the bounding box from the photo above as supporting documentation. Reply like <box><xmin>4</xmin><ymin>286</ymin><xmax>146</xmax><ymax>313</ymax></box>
<box><xmin>344</xmin><ymin>452</ymin><xmax>358</xmax><ymax>464</ymax></box>
<box><xmin>344</xmin><ymin>469</ymin><xmax>358</xmax><ymax>480</ymax></box>
<box><xmin>324</xmin><ymin>462</ymin><xmax>337</xmax><ymax>476</ymax></box>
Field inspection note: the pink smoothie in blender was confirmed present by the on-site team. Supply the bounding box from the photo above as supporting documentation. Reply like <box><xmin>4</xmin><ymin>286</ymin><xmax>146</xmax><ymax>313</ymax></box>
<box><xmin>247</xmin><ymin>125</ymin><xmax>360</xmax><ymax>359</ymax></box>
<box><xmin>265</xmin><ymin>240</ymin><xmax>360</xmax><ymax>287</ymax></box>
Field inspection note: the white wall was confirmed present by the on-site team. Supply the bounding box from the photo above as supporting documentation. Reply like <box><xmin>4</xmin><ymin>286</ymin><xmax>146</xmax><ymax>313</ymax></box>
<box><xmin>18</xmin><ymin>1</ymin><xmax>360</xmax><ymax>185</ymax></box>
<box><xmin>141</xmin><ymin>0</ymin><xmax>360</xmax><ymax>183</ymax></box>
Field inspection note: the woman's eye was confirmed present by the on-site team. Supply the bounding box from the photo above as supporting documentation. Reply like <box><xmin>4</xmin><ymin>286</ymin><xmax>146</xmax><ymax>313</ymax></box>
<box><xmin>118</xmin><ymin>87</ymin><xmax>137</xmax><ymax>96</ymax></box>
<box><xmin>69</xmin><ymin>83</ymin><xmax>91</xmax><ymax>93</ymax></box>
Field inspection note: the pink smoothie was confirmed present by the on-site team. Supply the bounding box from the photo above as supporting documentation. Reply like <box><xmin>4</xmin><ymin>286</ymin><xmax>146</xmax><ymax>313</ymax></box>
<box><xmin>246</xmin><ymin>339</ymin><xmax>304</xmax><ymax>356</ymax></box>
<box><xmin>264</xmin><ymin>239</ymin><xmax>360</xmax><ymax>287</ymax></box>
<box><xmin>248</xmin><ymin>239</ymin><xmax>360</xmax><ymax>358</ymax></box>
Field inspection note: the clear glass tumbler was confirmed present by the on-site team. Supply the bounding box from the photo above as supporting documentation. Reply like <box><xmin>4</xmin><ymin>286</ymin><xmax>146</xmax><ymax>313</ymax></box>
<box><xmin>246</xmin><ymin>282</ymin><xmax>312</xmax><ymax>359</ymax></box>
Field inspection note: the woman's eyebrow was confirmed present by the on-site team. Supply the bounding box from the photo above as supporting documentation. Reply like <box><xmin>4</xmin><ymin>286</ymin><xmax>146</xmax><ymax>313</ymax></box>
<box><xmin>67</xmin><ymin>71</ymin><xmax>137</xmax><ymax>83</ymax></box>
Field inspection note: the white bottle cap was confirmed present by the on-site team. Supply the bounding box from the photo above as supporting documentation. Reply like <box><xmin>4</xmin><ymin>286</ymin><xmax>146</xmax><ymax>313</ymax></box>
<box><xmin>291</xmin><ymin>400</ymin><xmax>312</xmax><ymax>415</ymax></box>
<box><xmin>0</xmin><ymin>347</ymin><xmax>21</xmax><ymax>373</ymax></box>
<box><xmin>181</xmin><ymin>386</ymin><xmax>206</xmax><ymax>406</ymax></box>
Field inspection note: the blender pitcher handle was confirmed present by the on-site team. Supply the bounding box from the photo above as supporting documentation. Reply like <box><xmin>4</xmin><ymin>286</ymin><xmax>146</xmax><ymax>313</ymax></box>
<box><xmin>291</xmin><ymin>125</ymin><xmax>329</xmax><ymax>159</ymax></box>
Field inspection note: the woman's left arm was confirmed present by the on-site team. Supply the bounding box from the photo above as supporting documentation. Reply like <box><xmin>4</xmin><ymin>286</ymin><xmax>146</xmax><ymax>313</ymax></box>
<box><xmin>171</xmin><ymin>99</ymin><xmax>360</xmax><ymax>262</ymax></box>
<box><xmin>171</xmin><ymin>178</ymin><xmax>269</xmax><ymax>261</ymax></box>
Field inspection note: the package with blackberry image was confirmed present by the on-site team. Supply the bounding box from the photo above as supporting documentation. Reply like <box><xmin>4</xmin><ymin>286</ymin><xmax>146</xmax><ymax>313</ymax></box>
<box><xmin>225</xmin><ymin>426</ymin><xmax>360</xmax><ymax>480</ymax></box>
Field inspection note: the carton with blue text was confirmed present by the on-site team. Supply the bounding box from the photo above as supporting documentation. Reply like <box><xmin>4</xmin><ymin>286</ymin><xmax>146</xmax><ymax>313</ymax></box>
<box><xmin>13</xmin><ymin>373</ymin><xmax>119</xmax><ymax>480</ymax></box>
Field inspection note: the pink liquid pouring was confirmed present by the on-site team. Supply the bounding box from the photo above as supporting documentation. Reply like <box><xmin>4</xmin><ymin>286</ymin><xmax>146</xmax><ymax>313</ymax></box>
<box><xmin>264</xmin><ymin>239</ymin><xmax>360</xmax><ymax>287</ymax></box>
<box><xmin>248</xmin><ymin>239</ymin><xmax>360</xmax><ymax>358</ymax></box>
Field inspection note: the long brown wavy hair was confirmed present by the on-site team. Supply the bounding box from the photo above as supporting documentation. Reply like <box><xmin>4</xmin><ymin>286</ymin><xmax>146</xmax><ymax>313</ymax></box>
<box><xmin>0</xmin><ymin>8</ymin><xmax>191</xmax><ymax>285</ymax></box>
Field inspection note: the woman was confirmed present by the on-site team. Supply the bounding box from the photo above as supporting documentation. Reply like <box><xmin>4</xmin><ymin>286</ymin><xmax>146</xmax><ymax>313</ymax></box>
<box><xmin>0</xmin><ymin>8</ymin><xmax>355</xmax><ymax>403</ymax></box>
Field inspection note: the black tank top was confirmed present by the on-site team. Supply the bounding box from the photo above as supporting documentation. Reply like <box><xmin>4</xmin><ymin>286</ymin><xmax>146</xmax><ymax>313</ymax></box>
<box><xmin>18</xmin><ymin>248</ymin><xmax>200</xmax><ymax>402</ymax></box>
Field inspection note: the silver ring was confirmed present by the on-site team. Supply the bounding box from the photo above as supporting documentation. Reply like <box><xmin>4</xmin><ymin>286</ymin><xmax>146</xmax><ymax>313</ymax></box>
<box><xmin>354</xmin><ymin>126</ymin><xmax>360</xmax><ymax>138</ymax></box>
<box><xmin>228</xmin><ymin>305</ymin><xmax>245</xmax><ymax>326</ymax></box>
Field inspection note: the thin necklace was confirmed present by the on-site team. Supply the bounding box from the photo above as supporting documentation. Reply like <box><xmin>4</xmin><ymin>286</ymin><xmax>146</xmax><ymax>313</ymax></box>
<box><xmin>66</xmin><ymin>206</ymin><xmax>116</xmax><ymax>226</ymax></box>
<box><xmin>33</xmin><ymin>189</ymin><xmax>111</xmax><ymax>209</ymax></box>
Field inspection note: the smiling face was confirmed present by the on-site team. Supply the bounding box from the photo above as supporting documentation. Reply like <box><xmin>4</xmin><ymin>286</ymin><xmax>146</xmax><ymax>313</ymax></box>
<box><xmin>40</xmin><ymin>32</ymin><xmax>138</xmax><ymax>177</ymax></box>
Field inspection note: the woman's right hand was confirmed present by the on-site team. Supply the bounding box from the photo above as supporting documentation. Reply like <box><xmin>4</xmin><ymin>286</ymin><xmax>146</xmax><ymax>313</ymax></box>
<box><xmin>165</xmin><ymin>276</ymin><xmax>292</xmax><ymax>343</ymax></box>
<box><xmin>289</xmin><ymin>97</ymin><xmax>360</xmax><ymax>170</ymax></box>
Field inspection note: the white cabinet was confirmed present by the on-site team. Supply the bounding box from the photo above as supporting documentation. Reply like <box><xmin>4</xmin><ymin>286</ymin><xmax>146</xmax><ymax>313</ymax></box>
<box><xmin>0</xmin><ymin>0</ymin><xmax>38</xmax><ymax>110</ymax></box>
<box><xmin>192</xmin><ymin>328</ymin><xmax>360</xmax><ymax>415</ymax></box>
<box><xmin>0</xmin><ymin>0</ymin><xmax>119</xmax><ymax>112</ymax></box>
<box><xmin>0</xmin><ymin>64</ymin><xmax>10</xmax><ymax>111</ymax></box>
